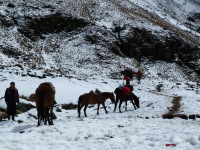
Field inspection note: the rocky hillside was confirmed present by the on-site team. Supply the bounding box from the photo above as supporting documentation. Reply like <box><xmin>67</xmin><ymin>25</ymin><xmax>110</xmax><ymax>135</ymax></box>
<box><xmin>0</xmin><ymin>0</ymin><xmax>200</xmax><ymax>80</ymax></box>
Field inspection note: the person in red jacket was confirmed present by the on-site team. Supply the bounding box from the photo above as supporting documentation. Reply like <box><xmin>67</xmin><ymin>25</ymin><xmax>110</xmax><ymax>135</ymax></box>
<box><xmin>136</xmin><ymin>69</ymin><xmax>142</xmax><ymax>82</ymax></box>
<box><xmin>4</xmin><ymin>82</ymin><xmax>19</xmax><ymax>121</ymax></box>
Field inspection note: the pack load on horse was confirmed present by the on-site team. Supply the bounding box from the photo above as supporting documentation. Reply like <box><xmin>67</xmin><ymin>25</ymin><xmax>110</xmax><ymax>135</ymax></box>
<box><xmin>78</xmin><ymin>90</ymin><xmax>115</xmax><ymax>117</ymax></box>
<box><xmin>136</xmin><ymin>69</ymin><xmax>142</xmax><ymax>82</ymax></box>
<box><xmin>94</xmin><ymin>89</ymin><xmax>101</xmax><ymax>96</ymax></box>
<box><xmin>121</xmin><ymin>67</ymin><xmax>134</xmax><ymax>85</ymax></box>
<box><xmin>114</xmin><ymin>85</ymin><xmax>139</xmax><ymax>113</ymax></box>
<box><xmin>35</xmin><ymin>82</ymin><xmax>55</xmax><ymax>126</ymax></box>
<box><xmin>119</xmin><ymin>84</ymin><xmax>125</xmax><ymax>90</ymax></box>
<box><xmin>121</xmin><ymin>86</ymin><xmax>131</xmax><ymax>94</ymax></box>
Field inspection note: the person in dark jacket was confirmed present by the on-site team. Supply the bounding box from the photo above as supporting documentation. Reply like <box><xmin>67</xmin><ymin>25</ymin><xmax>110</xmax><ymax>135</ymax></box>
<box><xmin>121</xmin><ymin>68</ymin><xmax>134</xmax><ymax>80</ymax></box>
<box><xmin>4</xmin><ymin>82</ymin><xmax>19</xmax><ymax>121</ymax></box>
<box><xmin>121</xmin><ymin>68</ymin><xmax>134</xmax><ymax>85</ymax></box>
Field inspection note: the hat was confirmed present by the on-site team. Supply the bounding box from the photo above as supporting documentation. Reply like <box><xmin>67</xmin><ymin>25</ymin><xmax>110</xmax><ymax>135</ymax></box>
<box><xmin>10</xmin><ymin>82</ymin><xmax>15</xmax><ymax>85</ymax></box>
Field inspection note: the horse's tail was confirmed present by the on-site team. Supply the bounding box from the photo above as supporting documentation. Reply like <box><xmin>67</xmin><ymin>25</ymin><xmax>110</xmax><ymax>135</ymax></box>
<box><xmin>78</xmin><ymin>95</ymin><xmax>82</xmax><ymax>114</ymax></box>
<box><xmin>38</xmin><ymin>91</ymin><xmax>45</xmax><ymax>120</ymax></box>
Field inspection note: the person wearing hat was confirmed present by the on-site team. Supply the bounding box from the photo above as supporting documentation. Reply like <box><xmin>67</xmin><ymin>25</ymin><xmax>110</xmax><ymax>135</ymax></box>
<box><xmin>4</xmin><ymin>82</ymin><xmax>19</xmax><ymax>121</ymax></box>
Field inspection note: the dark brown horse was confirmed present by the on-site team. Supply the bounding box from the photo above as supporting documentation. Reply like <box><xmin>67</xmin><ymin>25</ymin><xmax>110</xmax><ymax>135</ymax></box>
<box><xmin>78</xmin><ymin>92</ymin><xmax>115</xmax><ymax>117</ymax></box>
<box><xmin>114</xmin><ymin>87</ymin><xmax>139</xmax><ymax>113</ymax></box>
<box><xmin>35</xmin><ymin>82</ymin><xmax>55</xmax><ymax>126</ymax></box>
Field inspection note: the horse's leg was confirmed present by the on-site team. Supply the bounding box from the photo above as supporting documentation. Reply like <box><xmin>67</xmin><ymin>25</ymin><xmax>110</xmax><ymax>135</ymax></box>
<box><xmin>97</xmin><ymin>103</ymin><xmax>100</xmax><ymax>115</ymax></box>
<box><xmin>49</xmin><ymin>106</ymin><xmax>52</xmax><ymax>125</ymax></box>
<box><xmin>114</xmin><ymin>97</ymin><xmax>119</xmax><ymax>112</ymax></box>
<box><xmin>102</xmin><ymin>103</ymin><xmax>108</xmax><ymax>114</ymax></box>
<box><xmin>37</xmin><ymin>118</ymin><xmax>40</xmax><ymax>126</ymax></box>
<box><xmin>47</xmin><ymin>111</ymin><xmax>51</xmax><ymax>125</ymax></box>
<box><xmin>47</xmin><ymin>106</ymin><xmax>52</xmax><ymax>125</ymax></box>
<box><xmin>130</xmin><ymin>99</ymin><xmax>137</xmax><ymax>110</ymax></box>
<box><xmin>125</xmin><ymin>101</ymin><xmax>127</xmax><ymax>111</ymax></box>
<box><xmin>44</xmin><ymin>111</ymin><xmax>47</xmax><ymax>125</ymax></box>
<box><xmin>47</xmin><ymin>111</ymin><xmax>50</xmax><ymax>125</ymax></box>
<box><xmin>44</xmin><ymin>110</ymin><xmax>47</xmax><ymax>125</ymax></box>
<box><xmin>44</xmin><ymin>108</ymin><xmax>50</xmax><ymax>125</ymax></box>
<box><xmin>50</xmin><ymin>106</ymin><xmax>54</xmax><ymax>125</ymax></box>
<box><xmin>37</xmin><ymin>108</ymin><xmax>40</xmax><ymax>127</ymax></box>
<box><xmin>84</xmin><ymin>104</ymin><xmax>88</xmax><ymax>117</ymax></box>
<box><xmin>78</xmin><ymin>104</ymin><xmax>84</xmax><ymax>117</ymax></box>
<box><xmin>119</xmin><ymin>100</ymin><xmax>123</xmax><ymax>113</ymax></box>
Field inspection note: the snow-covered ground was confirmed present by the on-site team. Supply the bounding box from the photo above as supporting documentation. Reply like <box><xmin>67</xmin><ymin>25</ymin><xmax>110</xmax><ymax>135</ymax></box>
<box><xmin>0</xmin><ymin>69</ymin><xmax>199</xmax><ymax>150</ymax></box>
<box><xmin>0</xmin><ymin>0</ymin><xmax>200</xmax><ymax>149</ymax></box>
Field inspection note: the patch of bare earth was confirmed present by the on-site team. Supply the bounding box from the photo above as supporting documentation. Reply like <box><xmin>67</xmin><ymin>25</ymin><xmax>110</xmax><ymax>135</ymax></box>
<box><xmin>162</xmin><ymin>96</ymin><xmax>200</xmax><ymax>120</ymax></box>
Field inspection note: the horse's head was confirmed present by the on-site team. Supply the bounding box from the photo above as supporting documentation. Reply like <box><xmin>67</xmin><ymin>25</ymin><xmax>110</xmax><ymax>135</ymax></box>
<box><xmin>132</xmin><ymin>93</ymin><xmax>140</xmax><ymax>108</ymax></box>
<box><xmin>134</xmin><ymin>96</ymin><xmax>140</xmax><ymax>108</ymax></box>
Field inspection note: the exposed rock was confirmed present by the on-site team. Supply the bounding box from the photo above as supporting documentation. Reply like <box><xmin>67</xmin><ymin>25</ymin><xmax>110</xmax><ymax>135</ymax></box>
<box><xmin>28</xmin><ymin>94</ymin><xmax>35</xmax><ymax>102</ymax></box>
<box><xmin>62</xmin><ymin>103</ymin><xmax>78</xmax><ymax>110</ymax></box>
<box><xmin>0</xmin><ymin>2</ymin><xmax>199</xmax><ymax>79</ymax></box>
<box><xmin>52</xmin><ymin>112</ymin><xmax>57</xmax><ymax>119</ymax></box>
<box><xmin>0</xmin><ymin>112</ymin><xmax>8</xmax><ymax>122</ymax></box>
<box><xmin>0</xmin><ymin>12</ymin><xmax>14</xmax><ymax>27</ymax></box>
<box><xmin>16</xmin><ymin>102</ymin><xmax>36</xmax><ymax>114</ymax></box>
<box><xmin>56</xmin><ymin>108</ymin><xmax>62</xmax><ymax>112</ymax></box>
<box><xmin>1</xmin><ymin>46</ymin><xmax>21</xmax><ymax>58</ymax></box>
<box><xmin>114</xmin><ymin>27</ymin><xmax>200</xmax><ymax>75</ymax></box>
<box><xmin>156</xmin><ymin>84</ymin><xmax>163</xmax><ymax>92</ymax></box>
<box><xmin>16</xmin><ymin>12</ymin><xmax>89</xmax><ymax>41</ymax></box>
<box><xmin>7</xmin><ymin>3</ymin><xmax>16</xmax><ymax>8</ymax></box>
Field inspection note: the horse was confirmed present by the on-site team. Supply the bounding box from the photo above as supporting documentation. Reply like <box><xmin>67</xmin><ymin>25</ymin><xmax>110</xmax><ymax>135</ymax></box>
<box><xmin>114</xmin><ymin>87</ymin><xmax>139</xmax><ymax>113</ymax></box>
<box><xmin>35</xmin><ymin>82</ymin><xmax>55</xmax><ymax>126</ymax></box>
<box><xmin>78</xmin><ymin>92</ymin><xmax>115</xmax><ymax>117</ymax></box>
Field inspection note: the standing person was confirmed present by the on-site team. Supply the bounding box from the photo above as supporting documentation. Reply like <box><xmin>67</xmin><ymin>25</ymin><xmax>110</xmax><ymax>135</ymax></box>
<box><xmin>4</xmin><ymin>82</ymin><xmax>19</xmax><ymax>121</ymax></box>
<box><xmin>121</xmin><ymin>67</ymin><xmax>134</xmax><ymax>85</ymax></box>
<box><xmin>136</xmin><ymin>69</ymin><xmax>142</xmax><ymax>82</ymax></box>
<box><xmin>121</xmin><ymin>67</ymin><xmax>133</xmax><ymax>79</ymax></box>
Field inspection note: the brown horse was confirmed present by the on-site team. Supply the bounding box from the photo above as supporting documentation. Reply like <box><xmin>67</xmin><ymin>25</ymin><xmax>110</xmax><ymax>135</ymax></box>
<box><xmin>35</xmin><ymin>82</ymin><xmax>55</xmax><ymax>126</ymax></box>
<box><xmin>78</xmin><ymin>92</ymin><xmax>115</xmax><ymax>117</ymax></box>
<box><xmin>114</xmin><ymin>87</ymin><xmax>139</xmax><ymax>113</ymax></box>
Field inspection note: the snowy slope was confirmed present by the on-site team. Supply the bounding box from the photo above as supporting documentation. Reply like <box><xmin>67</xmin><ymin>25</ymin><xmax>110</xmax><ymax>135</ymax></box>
<box><xmin>0</xmin><ymin>0</ymin><xmax>199</xmax><ymax>78</ymax></box>
<box><xmin>130</xmin><ymin>0</ymin><xmax>200</xmax><ymax>36</ymax></box>
<box><xmin>0</xmin><ymin>70</ymin><xmax>200</xmax><ymax>149</ymax></box>
<box><xmin>0</xmin><ymin>1</ymin><xmax>200</xmax><ymax>149</ymax></box>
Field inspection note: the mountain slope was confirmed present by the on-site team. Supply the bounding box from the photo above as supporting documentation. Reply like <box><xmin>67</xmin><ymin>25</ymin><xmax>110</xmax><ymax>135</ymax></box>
<box><xmin>0</xmin><ymin>1</ymin><xmax>200</xmax><ymax>149</ymax></box>
<box><xmin>0</xmin><ymin>0</ymin><xmax>199</xmax><ymax>80</ymax></box>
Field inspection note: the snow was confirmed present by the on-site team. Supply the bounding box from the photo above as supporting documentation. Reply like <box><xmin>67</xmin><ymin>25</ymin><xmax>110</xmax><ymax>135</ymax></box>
<box><xmin>0</xmin><ymin>0</ymin><xmax>199</xmax><ymax>149</ymax></box>
<box><xmin>130</xmin><ymin>0</ymin><xmax>200</xmax><ymax>36</ymax></box>
<box><xmin>0</xmin><ymin>69</ymin><xmax>200</xmax><ymax>150</ymax></box>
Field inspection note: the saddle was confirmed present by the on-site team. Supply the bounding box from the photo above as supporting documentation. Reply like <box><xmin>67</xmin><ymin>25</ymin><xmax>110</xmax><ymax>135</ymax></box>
<box><xmin>89</xmin><ymin>90</ymin><xmax>95</xmax><ymax>96</ymax></box>
<box><xmin>95</xmin><ymin>89</ymin><xmax>102</xmax><ymax>96</ymax></box>
<box><xmin>89</xmin><ymin>89</ymin><xmax>102</xmax><ymax>97</ymax></box>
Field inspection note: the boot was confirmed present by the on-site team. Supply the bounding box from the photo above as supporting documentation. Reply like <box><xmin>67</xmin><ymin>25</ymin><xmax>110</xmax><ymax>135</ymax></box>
<box><xmin>12</xmin><ymin>115</ymin><xmax>15</xmax><ymax>121</ymax></box>
<box><xmin>8</xmin><ymin>115</ymin><xmax>10</xmax><ymax>120</ymax></box>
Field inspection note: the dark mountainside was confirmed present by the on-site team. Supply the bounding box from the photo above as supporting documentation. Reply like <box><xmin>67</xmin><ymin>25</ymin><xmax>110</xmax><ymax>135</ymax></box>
<box><xmin>0</xmin><ymin>1</ymin><xmax>200</xmax><ymax>81</ymax></box>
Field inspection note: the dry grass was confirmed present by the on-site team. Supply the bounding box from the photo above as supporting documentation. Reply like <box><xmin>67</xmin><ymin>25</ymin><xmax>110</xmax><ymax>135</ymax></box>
<box><xmin>20</xmin><ymin>94</ymin><xmax>35</xmax><ymax>102</ymax></box>
<box><xmin>0</xmin><ymin>108</ymin><xmax>8</xmax><ymax>122</ymax></box>
<box><xmin>162</xmin><ymin>97</ymin><xmax>200</xmax><ymax>120</ymax></box>
<box><xmin>162</xmin><ymin>96</ymin><xmax>182</xmax><ymax>118</ymax></box>
<box><xmin>170</xmin><ymin>96</ymin><xmax>182</xmax><ymax>112</ymax></box>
